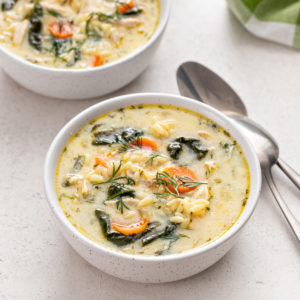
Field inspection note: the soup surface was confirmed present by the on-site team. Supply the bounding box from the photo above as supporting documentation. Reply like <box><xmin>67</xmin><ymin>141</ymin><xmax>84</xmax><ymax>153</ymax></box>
<box><xmin>56</xmin><ymin>105</ymin><xmax>250</xmax><ymax>256</ymax></box>
<box><xmin>0</xmin><ymin>0</ymin><xmax>160</xmax><ymax>68</ymax></box>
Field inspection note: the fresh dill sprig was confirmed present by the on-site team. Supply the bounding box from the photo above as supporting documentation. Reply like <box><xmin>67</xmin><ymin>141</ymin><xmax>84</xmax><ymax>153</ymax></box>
<box><xmin>46</xmin><ymin>8</ymin><xmax>63</xmax><ymax>18</ymax></box>
<box><xmin>145</xmin><ymin>153</ymin><xmax>164</xmax><ymax>166</ymax></box>
<box><xmin>154</xmin><ymin>171</ymin><xmax>207</xmax><ymax>197</ymax></box>
<box><xmin>176</xmin><ymin>176</ymin><xmax>207</xmax><ymax>188</ymax></box>
<box><xmin>116</xmin><ymin>197</ymin><xmax>130</xmax><ymax>214</ymax></box>
<box><xmin>94</xmin><ymin>160</ymin><xmax>135</xmax><ymax>186</ymax></box>
<box><xmin>153</xmin><ymin>192</ymin><xmax>172</xmax><ymax>198</ymax></box>
<box><xmin>154</xmin><ymin>171</ymin><xmax>180</xmax><ymax>197</ymax></box>
<box><xmin>96</xmin><ymin>161</ymin><xmax>135</xmax><ymax>214</ymax></box>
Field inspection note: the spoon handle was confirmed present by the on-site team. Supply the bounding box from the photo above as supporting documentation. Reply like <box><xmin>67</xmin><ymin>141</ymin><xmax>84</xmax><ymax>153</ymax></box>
<box><xmin>265</xmin><ymin>168</ymin><xmax>300</xmax><ymax>243</ymax></box>
<box><xmin>276</xmin><ymin>158</ymin><xmax>300</xmax><ymax>190</ymax></box>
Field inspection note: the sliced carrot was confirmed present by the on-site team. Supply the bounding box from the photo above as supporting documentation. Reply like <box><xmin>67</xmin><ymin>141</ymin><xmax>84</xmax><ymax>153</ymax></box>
<box><xmin>131</xmin><ymin>137</ymin><xmax>158</xmax><ymax>151</ymax></box>
<box><xmin>48</xmin><ymin>21</ymin><xmax>73</xmax><ymax>39</ymax></box>
<box><xmin>94</xmin><ymin>156</ymin><xmax>108</xmax><ymax>168</ymax></box>
<box><xmin>93</xmin><ymin>55</ymin><xmax>104</xmax><ymax>67</ymax></box>
<box><xmin>164</xmin><ymin>166</ymin><xmax>198</xmax><ymax>194</ymax></box>
<box><xmin>118</xmin><ymin>0</ymin><xmax>135</xmax><ymax>14</ymax></box>
<box><xmin>112</xmin><ymin>218</ymin><xmax>149</xmax><ymax>235</ymax></box>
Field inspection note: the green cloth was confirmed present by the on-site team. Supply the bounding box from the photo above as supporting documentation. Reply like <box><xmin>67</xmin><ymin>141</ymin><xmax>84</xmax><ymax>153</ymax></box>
<box><xmin>227</xmin><ymin>0</ymin><xmax>300</xmax><ymax>49</ymax></box>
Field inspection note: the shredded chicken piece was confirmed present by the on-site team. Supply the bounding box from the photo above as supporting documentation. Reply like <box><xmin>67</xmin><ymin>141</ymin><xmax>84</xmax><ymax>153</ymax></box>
<box><xmin>116</xmin><ymin>18</ymin><xmax>142</xmax><ymax>28</ymax></box>
<box><xmin>110</xmin><ymin>28</ymin><xmax>123</xmax><ymax>46</ymax></box>
<box><xmin>13</xmin><ymin>20</ymin><xmax>29</xmax><ymax>46</ymax></box>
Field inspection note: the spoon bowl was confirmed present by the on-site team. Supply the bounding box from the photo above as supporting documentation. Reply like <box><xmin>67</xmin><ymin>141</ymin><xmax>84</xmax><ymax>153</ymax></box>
<box><xmin>177</xmin><ymin>61</ymin><xmax>247</xmax><ymax>117</ymax></box>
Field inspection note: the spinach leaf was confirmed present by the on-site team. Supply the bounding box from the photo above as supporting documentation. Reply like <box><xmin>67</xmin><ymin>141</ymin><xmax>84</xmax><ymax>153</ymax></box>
<box><xmin>66</xmin><ymin>46</ymin><xmax>81</xmax><ymax>66</ymax></box>
<box><xmin>167</xmin><ymin>137</ymin><xmax>208</xmax><ymax>160</ymax></box>
<box><xmin>95</xmin><ymin>210</ymin><xmax>159</xmax><ymax>246</ymax></box>
<box><xmin>106</xmin><ymin>182</ymin><xmax>135</xmax><ymax>213</ymax></box>
<box><xmin>92</xmin><ymin>127</ymin><xmax>143</xmax><ymax>146</ymax></box>
<box><xmin>51</xmin><ymin>37</ymin><xmax>71</xmax><ymax>57</ymax></box>
<box><xmin>44</xmin><ymin>36</ymin><xmax>81</xmax><ymax>66</ymax></box>
<box><xmin>121</xmin><ymin>6</ymin><xmax>142</xmax><ymax>16</ymax></box>
<box><xmin>107</xmin><ymin>183</ymin><xmax>135</xmax><ymax>200</ymax></box>
<box><xmin>167</xmin><ymin>142</ymin><xmax>182</xmax><ymax>160</ymax></box>
<box><xmin>92</xmin><ymin>130</ymin><xmax>118</xmax><ymax>145</ymax></box>
<box><xmin>141</xmin><ymin>223</ymin><xmax>177</xmax><ymax>246</ymax></box>
<box><xmin>27</xmin><ymin>1</ymin><xmax>43</xmax><ymax>51</ymax></box>
<box><xmin>119</xmin><ymin>127</ymin><xmax>143</xmax><ymax>143</ymax></box>
<box><xmin>1</xmin><ymin>0</ymin><xmax>17</xmax><ymax>11</ymax></box>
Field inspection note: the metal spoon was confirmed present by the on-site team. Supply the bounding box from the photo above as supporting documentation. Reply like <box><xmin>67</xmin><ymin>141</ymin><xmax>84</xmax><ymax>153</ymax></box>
<box><xmin>177</xmin><ymin>61</ymin><xmax>300</xmax><ymax>243</ymax></box>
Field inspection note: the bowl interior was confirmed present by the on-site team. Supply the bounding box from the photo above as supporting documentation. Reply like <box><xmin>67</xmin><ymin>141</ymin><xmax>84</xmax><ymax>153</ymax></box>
<box><xmin>44</xmin><ymin>93</ymin><xmax>261</xmax><ymax>261</ymax></box>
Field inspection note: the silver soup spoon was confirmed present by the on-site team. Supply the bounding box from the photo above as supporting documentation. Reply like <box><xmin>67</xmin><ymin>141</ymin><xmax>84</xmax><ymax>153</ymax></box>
<box><xmin>177</xmin><ymin>61</ymin><xmax>300</xmax><ymax>243</ymax></box>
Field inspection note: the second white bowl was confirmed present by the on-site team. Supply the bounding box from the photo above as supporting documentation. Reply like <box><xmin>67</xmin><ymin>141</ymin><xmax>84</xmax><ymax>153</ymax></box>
<box><xmin>0</xmin><ymin>0</ymin><xmax>170</xmax><ymax>100</ymax></box>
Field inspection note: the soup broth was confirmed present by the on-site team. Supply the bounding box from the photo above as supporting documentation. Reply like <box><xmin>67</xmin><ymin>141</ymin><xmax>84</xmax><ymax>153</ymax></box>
<box><xmin>56</xmin><ymin>104</ymin><xmax>250</xmax><ymax>256</ymax></box>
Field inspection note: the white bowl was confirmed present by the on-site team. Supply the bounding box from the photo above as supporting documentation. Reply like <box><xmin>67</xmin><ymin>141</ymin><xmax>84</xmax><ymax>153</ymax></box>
<box><xmin>0</xmin><ymin>1</ymin><xmax>170</xmax><ymax>100</ymax></box>
<box><xmin>44</xmin><ymin>93</ymin><xmax>261</xmax><ymax>283</ymax></box>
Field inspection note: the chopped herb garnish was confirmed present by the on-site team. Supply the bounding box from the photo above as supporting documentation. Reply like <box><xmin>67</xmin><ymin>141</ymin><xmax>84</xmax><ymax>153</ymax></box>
<box><xmin>145</xmin><ymin>153</ymin><xmax>164</xmax><ymax>165</ymax></box>
<box><xmin>154</xmin><ymin>171</ymin><xmax>207</xmax><ymax>197</ymax></box>
<box><xmin>46</xmin><ymin>8</ymin><xmax>63</xmax><ymax>18</ymax></box>
<box><xmin>94</xmin><ymin>160</ymin><xmax>135</xmax><ymax>186</ymax></box>
<box><xmin>155</xmin><ymin>171</ymin><xmax>181</xmax><ymax>197</ymax></box>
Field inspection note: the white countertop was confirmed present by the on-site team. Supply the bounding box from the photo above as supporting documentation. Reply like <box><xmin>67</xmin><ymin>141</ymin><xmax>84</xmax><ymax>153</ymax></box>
<box><xmin>1</xmin><ymin>0</ymin><xmax>299</xmax><ymax>299</ymax></box>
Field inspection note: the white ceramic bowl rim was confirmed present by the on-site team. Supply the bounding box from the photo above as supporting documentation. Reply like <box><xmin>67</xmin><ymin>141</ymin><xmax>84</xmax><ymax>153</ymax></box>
<box><xmin>44</xmin><ymin>93</ymin><xmax>261</xmax><ymax>262</ymax></box>
<box><xmin>0</xmin><ymin>0</ymin><xmax>170</xmax><ymax>73</ymax></box>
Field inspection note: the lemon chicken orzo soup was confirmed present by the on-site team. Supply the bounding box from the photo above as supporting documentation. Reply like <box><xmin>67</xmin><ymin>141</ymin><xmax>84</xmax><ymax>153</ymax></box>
<box><xmin>0</xmin><ymin>0</ymin><xmax>160</xmax><ymax>68</ymax></box>
<box><xmin>56</xmin><ymin>105</ymin><xmax>250</xmax><ymax>256</ymax></box>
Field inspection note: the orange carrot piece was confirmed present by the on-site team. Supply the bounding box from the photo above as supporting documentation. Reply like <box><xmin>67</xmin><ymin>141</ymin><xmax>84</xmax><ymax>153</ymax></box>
<box><xmin>131</xmin><ymin>137</ymin><xmax>158</xmax><ymax>151</ymax></box>
<box><xmin>118</xmin><ymin>0</ymin><xmax>135</xmax><ymax>14</ymax></box>
<box><xmin>164</xmin><ymin>166</ymin><xmax>198</xmax><ymax>194</ymax></box>
<box><xmin>94</xmin><ymin>156</ymin><xmax>108</xmax><ymax>168</ymax></box>
<box><xmin>93</xmin><ymin>55</ymin><xmax>104</xmax><ymax>67</ymax></box>
<box><xmin>112</xmin><ymin>218</ymin><xmax>149</xmax><ymax>235</ymax></box>
<box><xmin>48</xmin><ymin>21</ymin><xmax>73</xmax><ymax>39</ymax></box>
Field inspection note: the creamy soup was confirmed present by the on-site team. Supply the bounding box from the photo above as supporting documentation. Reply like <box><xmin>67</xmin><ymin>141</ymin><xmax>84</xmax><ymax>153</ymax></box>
<box><xmin>0</xmin><ymin>0</ymin><xmax>160</xmax><ymax>68</ymax></box>
<box><xmin>56</xmin><ymin>105</ymin><xmax>250</xmax><ymax>256</ymax></box>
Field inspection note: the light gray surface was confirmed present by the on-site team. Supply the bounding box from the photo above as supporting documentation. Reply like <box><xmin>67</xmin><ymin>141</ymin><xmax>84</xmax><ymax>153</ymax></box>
<box><xmin>0</xmin><ymin>0</ymin><xmax>299</xmax><ymax>299</ymax></box>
